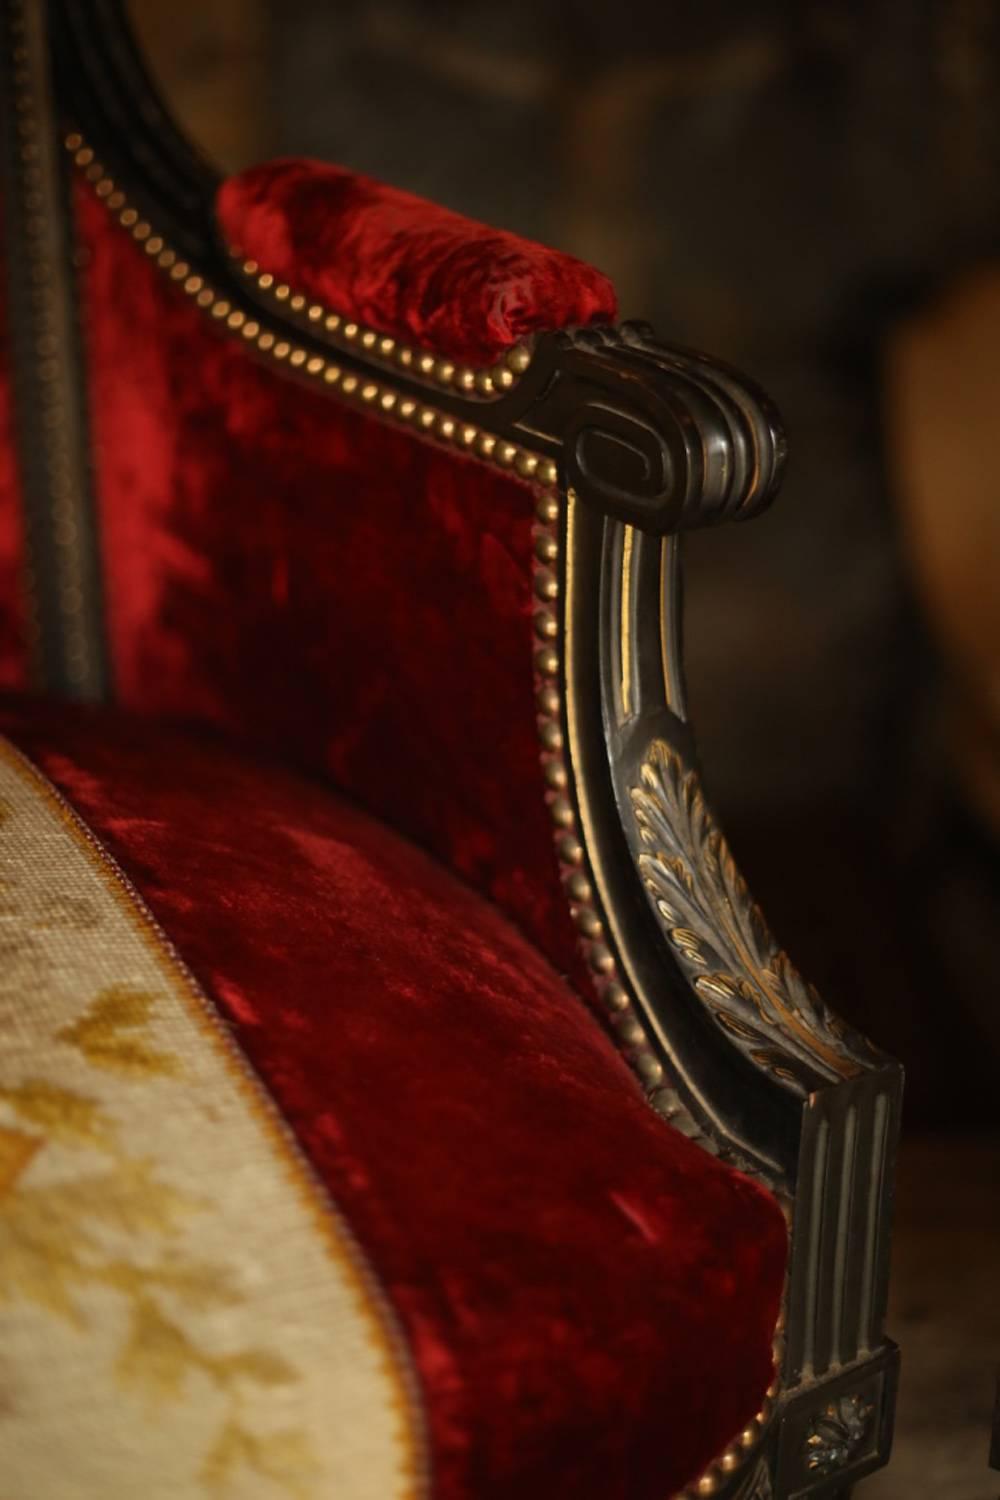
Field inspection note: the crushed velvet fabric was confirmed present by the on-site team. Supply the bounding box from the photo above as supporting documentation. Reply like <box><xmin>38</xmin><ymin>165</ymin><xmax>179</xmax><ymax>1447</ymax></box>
<box><xmin>73</xmin><ymin>181</ymin><xmax>586</xmax><ymax>981</ymax></box>
<box><xmin>0</xmin><ymin>693</ymin><xmax>787</xmax><ymax>1500</ymax></box>
<box><xmin>216</xmin><ymin>159</ymin><xmax>618</xmax><ymax>366</ymax></box>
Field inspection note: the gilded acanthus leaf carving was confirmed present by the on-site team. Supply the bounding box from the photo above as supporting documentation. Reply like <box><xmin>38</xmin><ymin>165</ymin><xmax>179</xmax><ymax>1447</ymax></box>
<box><xmin>629</xmin><ymin>740</ymin><xmax>878</xmax><ymax>1091</ymax></box>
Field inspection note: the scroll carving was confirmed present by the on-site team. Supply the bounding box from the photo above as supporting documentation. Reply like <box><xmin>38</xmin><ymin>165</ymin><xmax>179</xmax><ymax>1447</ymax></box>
<box><xmin>507</xmin><ymin>322</ymin><xmax>787</xmax><ymax>534</ymax></box>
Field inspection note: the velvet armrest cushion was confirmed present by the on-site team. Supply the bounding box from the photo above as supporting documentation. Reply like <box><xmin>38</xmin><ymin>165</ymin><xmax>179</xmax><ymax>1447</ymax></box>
<box><xmin>215</xmin><ymin>158</ymin><xmax>618</xmax><ymax>364</ymax></box>
<box><xmin>14</xmin><ymin>157</ymin><xmax>620</xmax><ymax>983</ymax></box>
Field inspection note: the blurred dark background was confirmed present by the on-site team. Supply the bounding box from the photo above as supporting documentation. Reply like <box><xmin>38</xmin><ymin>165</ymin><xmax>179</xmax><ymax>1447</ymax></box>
<box><xmin>128</xmin><ymin>0</ymin><xmax>1000</xmax><ymax>1130</ymax></box>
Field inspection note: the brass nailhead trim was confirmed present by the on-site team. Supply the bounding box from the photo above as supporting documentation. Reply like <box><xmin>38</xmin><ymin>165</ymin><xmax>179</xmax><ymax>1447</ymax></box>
<box><xmin>531</xmin><ymin>487</ymin><xmax>783</xmax><ymax>1496</ymax></box>
<box><xmin>531</xmin><ymin>489</ymin><xmax>668</xmax><ymax>1092</ymax></box>
<box><xmin>230</xmin><ymin>247</ymin><xmax>533</xmax><ymax>401</ymax></box>
<box><xmin>539</xmin><ymin>720</ymin><xmax>563</xmax><ymax>752</ymax></box>
<box><xmin>64</xmin><ymin>130</ymin><xmax>559</xmax><ymax>492</ymax></box>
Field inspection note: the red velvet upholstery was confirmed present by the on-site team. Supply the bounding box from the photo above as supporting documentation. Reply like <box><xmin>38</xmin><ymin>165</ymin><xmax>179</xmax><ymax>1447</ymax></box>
<box><xmin>0</xmin><ymin>693</ymin><xmax>787</xmax><ymax>1499</ymax></box>
<box><xmin>64</xmin><ymin>182</ymin><xmax>585</xmax><ymax>980</ymax></box>
<box><xmin>216</xmin><ymin>159</ymin><xmax>617</xmax><ymax>365</ymax></box>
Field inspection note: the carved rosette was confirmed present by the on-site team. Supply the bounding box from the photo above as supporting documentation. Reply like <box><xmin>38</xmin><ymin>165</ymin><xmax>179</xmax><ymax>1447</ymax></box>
<box><xmin>629</xmin><ymin>740</ymin><xmax>879</xmax><ymax>1093</ymax></box>
<box><xmin>804</xmin><ymin>1393</ymin><xmax>874</xmax><ymax>1474</ymax></box>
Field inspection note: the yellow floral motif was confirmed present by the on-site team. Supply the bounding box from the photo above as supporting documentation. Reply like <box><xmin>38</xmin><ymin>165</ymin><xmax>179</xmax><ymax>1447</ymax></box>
<box><xmin>57</xmin><ymin>984</ymin><xmax>183</xmax><ymax>1077</ymax></box>
<box><xmin>34</xmin><ymin>890</ymin><xmax>101</xmax><ymax>930</ymax></box>
<box><xmin>118</xmin><ymin>1297</ymin><xmax>297</xmax><ymax>1405</ymax></box>
<box><xmin>0</xmin><ymin>1124</ymin><xmax>40</xmax><ymax>1197</ymax></box>
<box><xmin>202</xmin><ymin>1420</ymin><xmax>323</xmax><ymax>1499</ymax></box>
<box><xmin>0</xmin><ymin>1078</ymin><xmax>117</xmax><ymax>1150</ymax></box>
<box><xmin>0</xmin><ymin>1044</ymin><xmax>321</xmax><ymax>1493</ymax></box>
<box><xmin>0</xmin><ymin>737</ymin><xmax>416</xmax><ymax>1500</ymax></box>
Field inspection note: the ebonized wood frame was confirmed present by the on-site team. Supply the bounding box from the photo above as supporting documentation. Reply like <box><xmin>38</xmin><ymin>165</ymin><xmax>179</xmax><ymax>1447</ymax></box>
<box><xmin>2</xmin><ymin>1</ymin><xmax>903</xmax><ymax>1494</ymax></box>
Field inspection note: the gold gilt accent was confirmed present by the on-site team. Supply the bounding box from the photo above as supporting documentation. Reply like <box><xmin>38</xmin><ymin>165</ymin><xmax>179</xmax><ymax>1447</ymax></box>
<box><xmin>62</xmin><ymin>131</ymin><xmax>556</xmax><ymax>491</ymax></box>
<box><xmin>620</xmin><ymin>524</ymin><xmax>635</xmax><ymax>717</ymax></box>
<box><xmin>631</xmin><ymin>740</ymin><xmax>869</xmax><ymax>1091</ymax></box>
<box><xmin>530</xmin><ymin>489</ymin><xmax>671</xmax><ymax>1098</ymax></box>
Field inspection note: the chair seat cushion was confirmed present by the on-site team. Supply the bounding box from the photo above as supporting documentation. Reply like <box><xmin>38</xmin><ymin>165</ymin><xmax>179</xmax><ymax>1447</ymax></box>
<box><xmin>0</xmin><ymin>694</ymin><xmax>786</xmax><ymax>1500</ymax></box>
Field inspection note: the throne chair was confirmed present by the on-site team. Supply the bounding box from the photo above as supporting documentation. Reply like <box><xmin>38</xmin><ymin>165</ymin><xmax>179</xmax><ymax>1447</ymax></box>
<box><xmin>0</xmin><ymin>3</ymin><xmax>902</xmax><ymax>1497</ymax></box>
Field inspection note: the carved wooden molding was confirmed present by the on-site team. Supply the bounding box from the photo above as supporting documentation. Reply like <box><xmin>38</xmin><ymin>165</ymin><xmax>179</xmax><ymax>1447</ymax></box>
<box><xmin>629</xmin><ymin>739</ymin><xmax>881</xmax><ymax>1095</ymax></box>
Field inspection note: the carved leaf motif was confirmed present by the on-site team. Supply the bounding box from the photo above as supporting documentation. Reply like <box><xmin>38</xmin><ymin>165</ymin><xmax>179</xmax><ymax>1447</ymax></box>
<box><xmin>630</xmin><ymin>740</ymin><xmax>878</xmax><ymax>1090</ymax></box>
<box><xmin>711</xmin><ymin>1009</ymin><xmax>770</xmax><ymax>1044</ymax></box>
<box><xmin>671</xmin><ymin>927</ymin><xmax>706</xmax><ymax>963</ymax></box>
<box><xmin>694</xmin><ymin>973</ymin><xmax>743</xmax><ymax>1003</ymax></box>
<box><xmin>752</xmin><ymin>1049</ymin><xmax>809</xmax><ymax>1085</ymax></box>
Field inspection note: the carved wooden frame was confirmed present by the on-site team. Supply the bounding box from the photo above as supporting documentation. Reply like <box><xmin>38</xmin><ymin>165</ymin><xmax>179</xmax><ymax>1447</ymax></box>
<box><xmin>2</xmin><ymin>1</ymin><xmax>903</xmax><ymax>1495</ymax></box>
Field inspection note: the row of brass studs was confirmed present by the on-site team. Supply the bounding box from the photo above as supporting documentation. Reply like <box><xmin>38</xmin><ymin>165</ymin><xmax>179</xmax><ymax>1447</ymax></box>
<box><xmin>532</xmin><ymin>491</ymin><xmax>668</xmax><ymax>1088</ymax></box>
<box><xmin>230</xmin><ymin>251</ymin><xmax>532</xmax><ymax>399</ymax></box>
<box><xmin>63</xmin><ymin>131</ymin><xmax>557</xmax><ymax>486</ymax></box>
<box><xmin>532</xmin><ymin>490</ymin><xmax>782</xmax><ymax>1498</ymax></box>
<box><xmin>683</xmin><ymin>1276</ymin><xmax>782</xmax><ymax>1495</ymax></box>
<box><xmin>686</xmin><ymin>1389</ymin><xmax>778</xmax><ymax>1498</ymax></box>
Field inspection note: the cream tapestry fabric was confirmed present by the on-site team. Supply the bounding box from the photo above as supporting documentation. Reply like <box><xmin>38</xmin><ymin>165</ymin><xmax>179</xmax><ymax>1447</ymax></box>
<box><xmin>0</xmin><ymin>736</ymin><xmax>424</xmax><ymax>1499</ymax></box>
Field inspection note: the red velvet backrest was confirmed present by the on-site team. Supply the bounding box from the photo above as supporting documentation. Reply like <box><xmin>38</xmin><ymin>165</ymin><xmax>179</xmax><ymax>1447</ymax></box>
<box><xmin>0</xmin><ymin>160</ymin><xmax>619</xmax><ymax>975</ymax></box>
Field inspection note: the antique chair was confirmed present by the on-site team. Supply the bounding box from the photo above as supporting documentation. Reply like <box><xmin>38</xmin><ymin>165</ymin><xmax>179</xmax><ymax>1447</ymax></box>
<box><xmin>0</xmin><ymin>3</ymin><xmax>902</xmax><ymax>1496</ymax></box>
